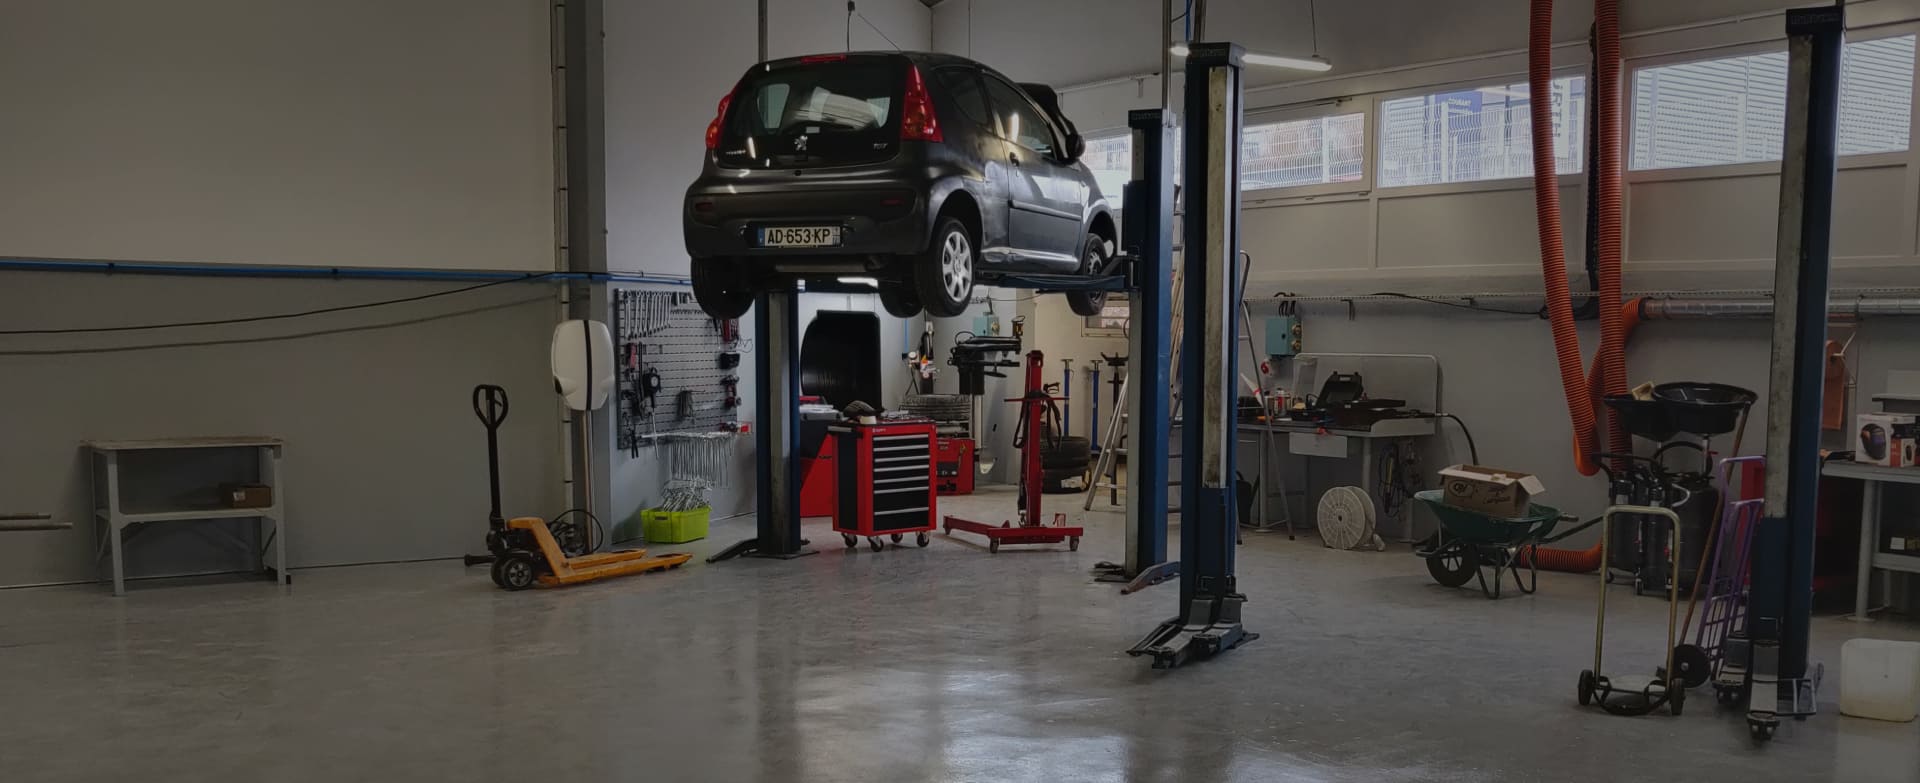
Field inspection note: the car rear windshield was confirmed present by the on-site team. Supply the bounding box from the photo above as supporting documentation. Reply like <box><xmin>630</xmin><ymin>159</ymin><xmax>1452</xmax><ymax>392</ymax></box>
<box><xmin>718</xmin><ymin>58</ymin><xmax>903</xmax><ymax>169</ymax></box>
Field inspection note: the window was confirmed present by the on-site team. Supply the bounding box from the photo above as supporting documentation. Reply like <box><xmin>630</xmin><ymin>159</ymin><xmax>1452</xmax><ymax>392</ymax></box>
<box><xmin>983</xmin><ymin>75</ymin><xmax>1059</xmax><ymax>155</ymax></box>
<box><xmin>721</xmin><ymin>59</ymin><xmax>899</xmax><ymax>167</ymax></box>
<box><xmin>1083</xmin><ymin>133</ymin><xmax>1133</xmax><ymax>207</ymax></box>
<box><xmin>1377</xmin><ymin>76</ymin><xmax>1587</xmax><ymax>187</ymax></box>
<box><xmin>934</xmin><ymin>67</ymin><xmax>990</xmax><ymax>127</ymax></box>
<box><xmin>1631</xmin><ymin>35</ymin><xmax>1915</xmax><ymax>170</ymax></box>
<box><xmin>1242</xmin><ymin>112</ymin><xmax>1366</xmax><ymax>191</ymax></box>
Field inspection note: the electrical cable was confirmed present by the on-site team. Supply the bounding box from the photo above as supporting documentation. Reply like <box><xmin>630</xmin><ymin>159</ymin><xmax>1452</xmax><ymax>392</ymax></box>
<box><xmin>1366</xmin><ymin>292</ymin><xmax>1545</xmax><ymax>318</ymax></box>
<box><xmin>854</xmin><ymin>9</ymin><xmax>901</xmax><ymax>50</ymax></box>
<box><xmin>0</xmin><ymin>272</ymin><xmax>556</xmax><ymax>336</ymax></box>
<box><xmin>548</xmin><ymin>508</ymin><xmax>607</xmax><ymax>554</ymax></box>
<box><xmin>1440</xmin><ymin>413</ymin><xmax>1479</xmax><ymax>465</ymax></box>
<box><xmin>0</xmin><ymin>296</ymin><xmax>547</xmax><ymax>356</ymax></box>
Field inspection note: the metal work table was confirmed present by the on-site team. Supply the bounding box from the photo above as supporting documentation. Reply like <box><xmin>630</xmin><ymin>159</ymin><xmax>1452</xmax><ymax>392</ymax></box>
<box><xmin>1239</xmin><ymin>417</ymin><xmax>1437</xmax><ymax>541</ymax></box>
<box><xmin>1823</xmin><ymin>460</ymin><xmax>1920</xmax><ymax>621</ymax></box>
<box><xmin>88</xmin><ymin>437</ymin><xmax>288</xmax><ymax>596</ymax></box>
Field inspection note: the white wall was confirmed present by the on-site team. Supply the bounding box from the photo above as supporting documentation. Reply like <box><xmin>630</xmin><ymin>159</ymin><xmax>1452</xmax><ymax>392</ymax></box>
<box><xmin>941</xmin><ymin>0</ymin><xmax>1920</xmax><ymax>537</ymax></box>
<box><xmin>0</xmin><ymin>0</ymin><xmax>555</xmax><ymax>271</ymax></box>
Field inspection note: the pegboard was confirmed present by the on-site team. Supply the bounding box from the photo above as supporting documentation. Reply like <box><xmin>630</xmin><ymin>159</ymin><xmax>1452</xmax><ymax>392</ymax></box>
<box><xmin>614</xmin><ymin>289</ymin><xmax>743</xmax><ymax>452</ymax></box>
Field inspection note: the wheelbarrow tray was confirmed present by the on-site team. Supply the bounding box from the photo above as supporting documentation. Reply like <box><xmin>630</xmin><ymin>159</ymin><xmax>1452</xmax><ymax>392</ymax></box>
<box><xmin>1415</xmin><ymin>489</ymin><xmax>1563</xmax><ymax>546</ymax></box>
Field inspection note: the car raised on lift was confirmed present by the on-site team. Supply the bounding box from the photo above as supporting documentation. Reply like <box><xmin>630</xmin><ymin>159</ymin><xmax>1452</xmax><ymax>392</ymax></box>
<box><xmin>683</xmin><ymin>51</ymin><xmax>1117</xmax><ymax>320</ymax></box>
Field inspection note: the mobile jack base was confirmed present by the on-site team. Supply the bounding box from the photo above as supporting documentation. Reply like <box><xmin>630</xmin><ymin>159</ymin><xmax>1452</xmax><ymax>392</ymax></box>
<box><xmin>1127</xmin><ymin>594</ymin><xmax>1257</xmax><ymax>669</ymax></box>
<box><xmin>706</xmin><ymin>536</ymin><xmax>818</xmax><ymax>563</ymax></box>
<box><xmin>1092</xmin><ymin>560</ymin><xmax>1180</xmax><ymax>595</ymax></box>
<box><xmin>943</xmin><ymin>513</ymin><xmax>1083</xmax><ymax>554</ymax></box>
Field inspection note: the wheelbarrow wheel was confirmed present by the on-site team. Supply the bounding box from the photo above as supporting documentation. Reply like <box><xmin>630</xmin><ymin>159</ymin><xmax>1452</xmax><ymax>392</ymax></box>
<box><xmin>1426</xmin><ymin>540</ymin><xmax>1476</xmax><ymax>588</ymax></box>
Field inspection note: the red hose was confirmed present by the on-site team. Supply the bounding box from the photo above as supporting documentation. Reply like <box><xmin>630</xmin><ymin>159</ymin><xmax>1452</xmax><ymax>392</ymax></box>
<box><xmin>1595</xmin><ymin>0</ymin><xmax>1631</xmax><ymax>464</ymax></box>
<box><xmin>1522</xmin><ymin>299</ymin><xmax>1643</xmax><ymax>572</ymax></box>
<box><xmin>1529</xmin><ymin>0</ymin><xmax>1601</xmax><ymax>477</ymax></box>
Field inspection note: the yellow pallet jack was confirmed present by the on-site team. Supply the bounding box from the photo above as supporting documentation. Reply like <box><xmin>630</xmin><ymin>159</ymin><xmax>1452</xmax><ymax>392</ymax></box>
<box><xmin>467</xmin><ymin>385</ymin><xmax>690</xmax><ymax>590</ymax></box>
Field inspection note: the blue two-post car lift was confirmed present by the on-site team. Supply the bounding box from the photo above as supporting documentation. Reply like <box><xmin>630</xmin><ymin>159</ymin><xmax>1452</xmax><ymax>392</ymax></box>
<box><xmin>707</xmin><ymin>40</ymin><xmax>1257</xmax><ymax>672</ymax></box>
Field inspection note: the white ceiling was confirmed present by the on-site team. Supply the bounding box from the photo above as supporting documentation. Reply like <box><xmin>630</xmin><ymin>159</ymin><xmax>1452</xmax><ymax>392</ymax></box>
<box><xmin>934</xmin><ymin>0</ymin><xmax>1818</xmax><ymax>88</ymax></box>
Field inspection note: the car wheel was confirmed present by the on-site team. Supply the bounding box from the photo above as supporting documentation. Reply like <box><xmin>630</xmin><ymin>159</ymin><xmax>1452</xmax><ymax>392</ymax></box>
<box><xmin>1066</xmin><ymin>233</ymin><xmax>1111</xmax><ymax>317</ymax></box>
<box><xmin>914</xmin><ymin>217</ymin><xmax>975</xmax><ymax>318</ymax></box>
<box><xmin>878</xmin><ymin>286</ymin><xmax>923</xmax><ymax>318</ymax></box>
<box><xmin>691</xmin><ymin>258</ymin><xmax>754</xmax><ymax>320</ymax></box>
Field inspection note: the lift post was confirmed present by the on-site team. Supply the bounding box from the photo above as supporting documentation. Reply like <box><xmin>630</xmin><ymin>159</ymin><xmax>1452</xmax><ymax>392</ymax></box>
<box><xmin>709</xmin><ymin>288</ymin><xmax>817</xmax><ymax>561</ymax></box>
<box><xmin>1128</xmin><ymin>42</ymin><xmax>1256</xmax><ymax>668</ymax></box>
<box><xmin>1744</xmin><ymin>5</ymin><xmax>1842</xmax><ymax>738</ymax></box>
<box><xmin>1094</xmin><ymin>107</ymin><xmax>1178</xmax><ymax>593</ymax></box>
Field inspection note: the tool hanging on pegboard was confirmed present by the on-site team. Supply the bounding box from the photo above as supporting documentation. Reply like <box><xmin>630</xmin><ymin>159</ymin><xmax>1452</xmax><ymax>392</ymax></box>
<box><xmin>615</xmin><ymin>289</ymin><xmax>740</xmax><ymax>452</ymax></box>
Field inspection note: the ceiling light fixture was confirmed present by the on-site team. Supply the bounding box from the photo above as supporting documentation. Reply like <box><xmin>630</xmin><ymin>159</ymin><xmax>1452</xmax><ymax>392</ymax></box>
<box><xmin>1170</xmin><ymin>44</ymin><xmax>1332</xmax><ymax>73</ymax></box>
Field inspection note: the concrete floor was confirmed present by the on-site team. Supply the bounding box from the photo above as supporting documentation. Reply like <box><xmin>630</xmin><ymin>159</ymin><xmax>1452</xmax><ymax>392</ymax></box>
<box><xmin>3</xmin><ymin>487</ymin><xmax>1918</xmax><ymax>782</ymax></box>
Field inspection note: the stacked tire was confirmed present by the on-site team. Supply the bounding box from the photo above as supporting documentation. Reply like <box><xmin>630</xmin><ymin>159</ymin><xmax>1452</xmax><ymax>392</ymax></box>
<box><xmin>1039</xmin><ymin>434</ymin><xmax>1092</xmax><ymax>494</ymax></box>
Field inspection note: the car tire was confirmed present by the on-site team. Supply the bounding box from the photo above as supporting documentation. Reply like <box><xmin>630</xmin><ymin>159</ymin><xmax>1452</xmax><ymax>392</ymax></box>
<box><xmin>914</xmin><ymin>217</ymin><xmax>976</xmax><ymax>318</ymax></box>
<box><xmin>691</xmin><ymin>258</ymin><xmax>754</xmax><ymax>320</ymax></box>
<box><xmin>878</xmin><ymin>286</ymin><xmax>923</xmax><ymax>318</ymax></box>
<box><xmin>1066</xmin><ymin>233</ymin><xmax>1111</xmax><ymax>318</ymax></box>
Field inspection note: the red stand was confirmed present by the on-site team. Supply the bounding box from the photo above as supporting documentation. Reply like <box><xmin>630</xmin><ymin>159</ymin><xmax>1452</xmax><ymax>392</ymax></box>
<box><xmin>942</xmin><ymin>350</ymin><xmax>1084</xmax><ymax>553</ymax></box>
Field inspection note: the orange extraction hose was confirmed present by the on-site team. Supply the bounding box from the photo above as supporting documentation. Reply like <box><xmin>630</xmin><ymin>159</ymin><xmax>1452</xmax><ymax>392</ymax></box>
<box><xmin>1524</xmin><ymin>0</ymin><xmax>1631</xmax><ymax>573</ymax></box>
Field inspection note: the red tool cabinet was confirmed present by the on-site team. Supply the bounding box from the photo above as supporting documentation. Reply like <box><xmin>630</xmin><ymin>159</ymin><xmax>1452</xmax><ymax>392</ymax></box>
<box><xmin>831</xmin><ymin>420</ymin><xmax>938</xmax><ymax>551</ymax></box>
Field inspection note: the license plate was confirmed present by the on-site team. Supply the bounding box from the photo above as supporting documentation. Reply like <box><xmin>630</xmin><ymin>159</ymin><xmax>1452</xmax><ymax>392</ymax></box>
<box><xmin>757</xmin><ymin>226</ymin><xmax>841</xmax><ymax>248</ymax></box>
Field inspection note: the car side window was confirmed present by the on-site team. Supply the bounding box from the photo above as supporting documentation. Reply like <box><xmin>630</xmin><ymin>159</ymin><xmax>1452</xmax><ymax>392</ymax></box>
<box><xmin>934</xmin><ymin>67</ymin><xmax>990</xmax><ymax>128</ymax></box>
<box><xmin>983</xmin><ymin>76</ymin><xmax>1058</xmax><ymax>157</ymax></box>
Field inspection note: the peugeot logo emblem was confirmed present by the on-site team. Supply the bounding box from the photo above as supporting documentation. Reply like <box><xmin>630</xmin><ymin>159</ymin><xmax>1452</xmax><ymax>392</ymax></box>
<box><xmin>793</xmin><ymin>135</ymin><xmax>808</xmax><ymax>152</ymax></box>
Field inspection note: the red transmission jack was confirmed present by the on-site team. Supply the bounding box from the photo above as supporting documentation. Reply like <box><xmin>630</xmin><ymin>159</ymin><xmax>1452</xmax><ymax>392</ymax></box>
<box><xmin>942</xmin><ymin>350</ymin><xmax>1084</xmax><ymax>553</ymax></box>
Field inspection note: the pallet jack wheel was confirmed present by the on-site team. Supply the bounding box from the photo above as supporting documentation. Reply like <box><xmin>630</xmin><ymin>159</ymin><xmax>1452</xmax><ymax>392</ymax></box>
<box><xmin>916</xmin><ymin>532</ymin><xmax>930</xmax><ymax>547</ymax></box>
<box><xmin>842</xmin><ymin>533</ymin><xmax>858</xmax><ymax>550</ymax></box>
<box><xmin>488</xmin><ymin>557</ymin><xmax>508</xmax><ymax>588</ymax></box>
<box><xmin>497</xmin><ymin>552</ymin><xmax>538</xmax><ymax>591</ymax></box>
<box><xmin>1578</xmin><ymin>670</ymin><xmax>1595</xmax><ymax>707</ymax></box>
<box><xmin>1672</xmin><ymin>644</ymin><xmax>1712</xmax><ymax>689</ymax></box>
<box><xmin>891</xmin><ymin>533</ymin><xmax>903</xmax><ymax>543</ymax></box>
<box><xmin>869</xmin><ymin>537</ymin><xmax>885</xmax><ymax>552</ymax></box>
<box><xmin>1668</xmin><ymin>677</ymin><xmax>1687</xmax><ymax>716</ymax></box>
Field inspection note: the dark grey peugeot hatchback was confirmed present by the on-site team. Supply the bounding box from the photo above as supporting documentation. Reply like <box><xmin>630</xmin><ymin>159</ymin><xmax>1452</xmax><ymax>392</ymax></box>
<box><xmin>683</xmin><ymin>51</ymin><xmax>1117</xmax><ymax>319</ymax></box>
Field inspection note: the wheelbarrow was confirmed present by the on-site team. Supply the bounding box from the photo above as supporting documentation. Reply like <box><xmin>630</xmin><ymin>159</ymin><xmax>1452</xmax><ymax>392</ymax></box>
<box><xmin>1413</xmin><ymin>490</ymin><xmax>1584</xmax><ymax>599</ymax></box>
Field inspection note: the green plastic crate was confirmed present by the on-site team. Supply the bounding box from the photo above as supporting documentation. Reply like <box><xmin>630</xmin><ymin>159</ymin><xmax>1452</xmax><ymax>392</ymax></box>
<box><xmin>642</xmin><ymin>507</ymin><xmax>710</xmax><ymax>544</ymax></box>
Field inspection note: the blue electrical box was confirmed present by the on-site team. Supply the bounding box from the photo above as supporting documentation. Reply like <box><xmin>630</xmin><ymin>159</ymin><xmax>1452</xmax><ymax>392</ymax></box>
<box><xmin>1265</xmin><ymin>315</ymin><xmax>1301</xmax><ymax>358</ymax></box>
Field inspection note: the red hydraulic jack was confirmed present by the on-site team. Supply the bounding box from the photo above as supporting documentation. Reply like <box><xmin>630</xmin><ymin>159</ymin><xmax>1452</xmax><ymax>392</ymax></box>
<box><xmin>943</xmin><ymin>350</ymin><xmax>1084</xmax><ymax>553</ymax></box>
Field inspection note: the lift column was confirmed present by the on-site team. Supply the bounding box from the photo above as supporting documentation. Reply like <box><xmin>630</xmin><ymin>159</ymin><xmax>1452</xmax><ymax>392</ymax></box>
<box><xmin>1119</xmin><ymin>107</ymin><xmax>1177</xmax><ymax>591</ymax></box>
<box><xmin>1745</xmin><ymin>5</ymin><xmax>1842</xmax><ymax>733</ymax></box>
<box><xmin>1129</xmin><ymin>42</ymin><xmax>1255</xmax><ymax>668</ymax></box>
<box><xmin>709</xmin><ymin>288</ymin><xmax>816</xmax><ymax>561</ymax></box>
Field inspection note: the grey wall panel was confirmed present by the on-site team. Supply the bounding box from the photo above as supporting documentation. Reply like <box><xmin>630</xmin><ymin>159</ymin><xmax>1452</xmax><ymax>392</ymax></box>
<box><xmin>0</xmin><ymin>273</ymin><xmax>564</xmax><ymax>588</ymax></box>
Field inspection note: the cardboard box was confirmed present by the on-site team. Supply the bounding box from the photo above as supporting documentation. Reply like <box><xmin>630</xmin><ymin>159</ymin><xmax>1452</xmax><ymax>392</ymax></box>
<box><xmin>1855</xmin><ymin>414</ymin><xmax>1918</xmax><ymax>467</ymax></box>
<box><xmin>1439</xmin><ymin>465</ymin><xmax>1546</xmax><ymax>519</ymax></box>
<box><xmin>220</xmin><ymin>484</ymin><xmax>273</xmax><ymax>509</ymax></box>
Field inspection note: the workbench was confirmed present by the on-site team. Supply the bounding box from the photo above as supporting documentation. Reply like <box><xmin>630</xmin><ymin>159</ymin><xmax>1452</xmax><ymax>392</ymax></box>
<box><xmin>1823</xmin><ymin>460</ymin><xmax>1920</xmax><ymax>621</ymax></box>
<box><xmin>88</xmin><ymin>437</ymin><xmax>288</xmax><ymax>596</ymax></box>
<box><xmin>1239</xmin><ymin>417</ymin><xmax>1438</xmax><ymax>541</ymax></box>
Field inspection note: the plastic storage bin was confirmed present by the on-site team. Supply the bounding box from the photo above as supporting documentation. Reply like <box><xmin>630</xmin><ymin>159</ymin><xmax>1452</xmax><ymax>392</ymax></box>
<box><xmin>1840</xmin><ymin>638</ymin><xmax>1920</xmax><ymax>722</ymax></box>
<box><xmin>642</xmin><ymin>507</ymin><xmax>710</xmax><ymax>544</ymax></box>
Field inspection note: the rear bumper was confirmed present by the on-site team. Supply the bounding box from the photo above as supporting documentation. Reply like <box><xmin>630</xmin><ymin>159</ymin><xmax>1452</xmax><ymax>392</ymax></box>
<box><xmin>683</xmin><ymin>187</ymin><xmax>929</xmax><ymax>262</ymax></box>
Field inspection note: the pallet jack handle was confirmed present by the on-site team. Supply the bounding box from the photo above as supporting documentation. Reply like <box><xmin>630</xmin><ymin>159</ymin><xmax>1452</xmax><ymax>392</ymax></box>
<box><xmin>473</xmin><ymin>384</ymin><xmax>511</xmax><ymax>530</ymax></box>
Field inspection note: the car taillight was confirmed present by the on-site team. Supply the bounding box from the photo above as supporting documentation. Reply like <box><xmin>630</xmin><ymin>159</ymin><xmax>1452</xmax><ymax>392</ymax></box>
<box><xmin>900</xmin><ymin>65</ymin><xmax>942</xmax><ymax>143</ymax></box>
<box><xmin>705</xmin><ymin>88</ymin><xmax>736</xmax><ymax>151</ymax></box>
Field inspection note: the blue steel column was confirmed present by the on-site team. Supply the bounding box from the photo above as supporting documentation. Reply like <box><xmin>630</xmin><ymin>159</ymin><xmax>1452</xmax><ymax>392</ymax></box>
<box><xmin>709</xmin><ymin>288</ymin><xmax>814</xmax><ymax>562</ymax></box>
<box><xmin>1179</xmin><ymin>43</ymin><xmax>1243</xmax><ymax>610</ymax></box>
<box><xmin>1123</xmin><ymin>107</ymin><xmax>1174</xmax><ymax>577</ymax></box>
<box><xmin>1752</xmin><ymin>6</ymin><xmax>1842</xmax><ymax>680</ymax></box>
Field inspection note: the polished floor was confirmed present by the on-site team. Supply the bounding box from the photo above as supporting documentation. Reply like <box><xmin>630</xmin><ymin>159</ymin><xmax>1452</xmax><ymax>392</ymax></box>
<box><xmin>3</xmin><ymin>487</ymin><xmax>1918</xmax><ymax>782</ymax></box>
